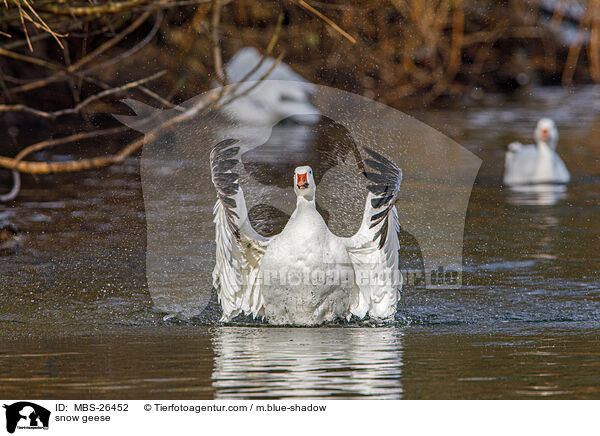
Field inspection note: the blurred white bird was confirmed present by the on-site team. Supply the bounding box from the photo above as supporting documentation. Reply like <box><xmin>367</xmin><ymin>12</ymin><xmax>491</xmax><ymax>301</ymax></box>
<box><xmin>503</xmin><ymin>118</ymin><xmax>570</xmax><ymax>186</ymax></box>
<box><xmin>218</xmin><ymin>47</ymin><xmax>321</xmax><ymax>126</ymax></box>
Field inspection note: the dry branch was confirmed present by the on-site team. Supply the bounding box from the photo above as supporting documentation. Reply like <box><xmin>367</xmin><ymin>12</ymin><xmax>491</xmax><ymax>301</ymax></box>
<box><xmin>0</xmin><ymin>0</ymin><xmax>599</xmax><ymax>203</ymax></box>
<box><xmin>211</xmin><ymin>0</ymin><xmax>227</xmax><ymax>85</ymax></box>
<box><xmin>295</xmin><ymin>0</ymin><xmax>356</xmax><ymax>44</ymax></box>
<box><xmin>0</xmin><ymin>171</ymin><xmax>20</xmax><ymax>202</ymax></box>
<box><xmin>14</xmin><ymin>127</ymin><xmax>131</xmax><ymax>163</ymax></box>
<box><xmin>37</xmin><ymin>0</ymin><xmax>155</xmax><ymax>16</ymax></box>
<box><xmin>0</xmin><ymin>70</ymin><xmax>166</xmax><ymax>118</ymax></box>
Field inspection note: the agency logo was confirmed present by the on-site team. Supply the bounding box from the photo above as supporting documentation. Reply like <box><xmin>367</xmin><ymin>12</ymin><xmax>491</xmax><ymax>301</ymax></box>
<box><xmin>3</xmin><ymin>402</ymin><xmax>50</xmax><ymax>434</ymax></box>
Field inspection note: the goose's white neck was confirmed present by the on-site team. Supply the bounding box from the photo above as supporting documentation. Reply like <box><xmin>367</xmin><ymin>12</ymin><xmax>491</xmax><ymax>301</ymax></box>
<box><xmin>536</xmin><ymin>140</ymin><xmax>553</xmax><ymax>153</ymax></box>
<box><xmin>289</xmin><ymin>195</ymin><xmax>317</xmax><ymax>222</ymax></box>
<box><xmin>287</xmin><ymin>191</ymin><xmax>325</xmax><ymax>235</ymax></box>
<box><xmin>296</xmin><ymin>194</ymin><xmax>316</xmax><ymax>208</ymax></box>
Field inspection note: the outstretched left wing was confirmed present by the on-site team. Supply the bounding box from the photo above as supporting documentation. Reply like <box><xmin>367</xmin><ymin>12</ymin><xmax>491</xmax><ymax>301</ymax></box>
<box><xmin>211</xmin><ymin>139</ymin><xmax>271</xmax><ymax>321</ymax></box>
<box><xmin>344</xmin><ymin>148</ymin><xmax>402</xmax><ymax>320</ymax></box>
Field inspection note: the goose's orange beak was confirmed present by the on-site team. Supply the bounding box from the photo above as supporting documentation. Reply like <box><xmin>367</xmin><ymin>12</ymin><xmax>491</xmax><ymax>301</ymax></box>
<box><xmin>541</xmin><ymin>128</ymin><xmax>548</xmax><ymax>140</ymax></box>
<box><xmin>296</xmin><ymin>173</ymin><xmax>308</xmax><ymax>189</ymax></box>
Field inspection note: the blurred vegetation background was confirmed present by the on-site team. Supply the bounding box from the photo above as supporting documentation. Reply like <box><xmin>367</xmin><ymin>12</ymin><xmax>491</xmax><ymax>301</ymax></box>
<box><xmin>0</xmin><ymin>0</ymin><xmax>598</xmax><ymax>197</ymax></box>
<box><xmin>1</xmin><ymin>0</ymin><xmax>598</xmax><ymax>108</ymax></box>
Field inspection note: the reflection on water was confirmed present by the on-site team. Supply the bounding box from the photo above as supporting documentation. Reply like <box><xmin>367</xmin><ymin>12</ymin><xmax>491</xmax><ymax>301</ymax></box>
<box><xmin>212</xmin><ymin>327</ymin><xmax>403</xmax><ymax>399</ymax></box>
<box><xmin>505</xmin><ymin>184</ymin><xmax>568</xmax><ymax>206</ymax></box>
<box><xmin>2</xmin><ymin>324</ymin><xmax>598</xmax><ymax>400</ymax></box>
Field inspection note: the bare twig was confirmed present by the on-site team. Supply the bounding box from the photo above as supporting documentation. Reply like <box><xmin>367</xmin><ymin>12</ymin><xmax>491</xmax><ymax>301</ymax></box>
<box><xmin>0</xmin><ymin>64</ymin><xmax>10</xmax><ymax>100</ymax></box>
<box><xmin>83</xmin><ymin>10</ymin><xmax>164</xmax><ymax>75</ymax></box>
<box><xmin>71</xmin><ymin>11</ymin><xmax>153</xmax><ymax>73</ymax></box>
<box><xmin>3</xmin><ymin>10</ymin><xmax>154</xmax><ymax>95</ymax></box>
<box><xmin>61</xmin><ymin>39</ymin><xmax>79</xmax><ymax>104</ymax></box>
<box><xmin>157</xmin><ymin>0</ymin><xmax>213</xmax><ymax>7</ymax></box>
<box><xmin>0</xmin><ymin>170</ymin><xmax>20</xmax><ymax>202</ymax></box>
<box><xmin>0</xmin><ymin>45</ymin><xmax>285</xmax><ymax>177</ymax></box>
<box><xmin>37</xmin><ymin>0</ymin><xmax>154</xmax><ymax>16</ymax></box>
<box><xmin>76</xmin><ymin>10</ymin><xmax>176</xmax><ymax>108</ymax></box>
<box><xmin>588</xmin><ymin>0</ymin><xmax>600</xmax><ymax>82</ymax></box>
<box><xmin>16</xmin><ymin>1</ymin><xmax>32</xmax><ymax>51</ymax></box>
<box><xmin>1</xmin><ymin>27</ymin><xmax>49</xmax><ymax>50</ymax></box>
<box><xmin>2</xmin><ymin>15</ymin><xmax>174</xmax><ymax>109</ymax></box>
<box><xmin>211</xmin><ymin>0</ymin><xmax>227</xmax><ymax>85</ymax></box>
<box><xmin>0</xmin><ymin>92</ymin><xmax>218</xmax><ymax>175</ymax></box>
<box><xmin>446</xmin><ymin>0</ymin><xmax>464</xmax><ymax>80</ymax></box>
<box><xmin>20</xmin><ymin>0</ymin><xmax>65</xmax><ymax>48</ymax></box>
<box><xmin>0</xmin><ymin>70</ymin><xmax>166</xmax><ymax>119</ymax></box>
<box><xmin>222</xmin><ymin>52</ymin><xmax>285</xmax><ymax>106</ymax></box>
<box><xmin>13</xmin><ymin>126</ymin><xmax>131</xmax><ymax>164</ymax></box>
<box><xmin>220</xmin><ymin>17</ymin><xmax>285</xmax><ymax>110</ymax></box>
<box><xmin>562</xmin><ymin>9</ymin><xmax>590</xmax><ymax>86</ymax></box>
<box><xmin>295</xmin><ymin>0</ymin><xmax>356</xmax><ymax>44</ymax></box>
<box><xmin>0</xmin><ymin>46</ymin><xmax>65</xmax><ymax>71</ymax></box>
<box><xmin>234</xmin><ymin>13</ymin><xmax>284</xmax><ymax>86</ymax></box>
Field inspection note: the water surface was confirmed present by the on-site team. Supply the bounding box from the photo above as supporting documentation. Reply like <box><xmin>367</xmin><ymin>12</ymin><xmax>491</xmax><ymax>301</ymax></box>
<box><xmin>1</xmin><ymin>86</ymin><xmax>599</xmax><ymax>399</ymax></box>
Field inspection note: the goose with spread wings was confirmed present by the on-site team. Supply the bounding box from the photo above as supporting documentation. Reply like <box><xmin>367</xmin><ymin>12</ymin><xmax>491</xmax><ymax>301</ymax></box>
<box><xmin>211</xmin><ymin>139</ymin><xmax>402</xmax><ymax>325</ymax></box>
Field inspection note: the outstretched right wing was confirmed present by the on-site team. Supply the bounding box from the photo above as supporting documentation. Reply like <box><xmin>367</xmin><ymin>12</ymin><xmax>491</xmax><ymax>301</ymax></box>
<box><xmin>211</xmin><ymin>139</ymin><xmax>271</xmax><ymax>321</ymax></box>
<box><xmin>343</xmin><ymin>148</ymin><xmax>403</xmax><ymax>320</ymax></box>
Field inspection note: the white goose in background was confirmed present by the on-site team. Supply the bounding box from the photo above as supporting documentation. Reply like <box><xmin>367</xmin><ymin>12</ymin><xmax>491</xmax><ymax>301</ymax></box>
<box><xmin>210</xmin><ymin>139</ymin><xmax>402</xmax><ymax>326</ymax></box>
<box><xmin>219</xmin><ymin>46</ymin><xmax>321</xmax><ymax>126</ymax></box>
<box><xmin>503</xmin><ymin>118</ymin><xmax>570</xmax><ymax>186</ymax></box>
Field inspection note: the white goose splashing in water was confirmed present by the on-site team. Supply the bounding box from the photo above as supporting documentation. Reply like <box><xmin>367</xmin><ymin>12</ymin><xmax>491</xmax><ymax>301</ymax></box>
<box><xmin>211</xmin><ymin>139</ymin><xmax>402</xmax><ymax>325</ymax></box>
<box><xmin>113</xmin><ymin>83</ymin><xmax>481</xmax><ymax>321</ymax></box>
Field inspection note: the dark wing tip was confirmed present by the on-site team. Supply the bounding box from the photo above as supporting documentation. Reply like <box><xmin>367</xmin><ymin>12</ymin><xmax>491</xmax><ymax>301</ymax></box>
<box><xmin>215</xmin><ymin>138</ymin><xmax>240</xmax><ymax>149</ymax></box>
<box><xmin>361</xmin><ymin>147</ymin><xmax>402</xmax><ymax>245</ymax></box>
<box><xmin>211</xmin><ymin>138</ymin><xmax>242</xmax><ymax>240</ymax></box>
<box><xmin>210</xmin><ymin>138</ymin><xmax>241</xmax><ymax>181</ymax></box>
<box><xmin>362</xmin><ymin>147</ymin><xmax>402</xmax><ymax>203</ymax></box>
<box><xmin>362</xmin><ymin>146</ymin><xmax>388</xmax><ymax>163</ymax></box>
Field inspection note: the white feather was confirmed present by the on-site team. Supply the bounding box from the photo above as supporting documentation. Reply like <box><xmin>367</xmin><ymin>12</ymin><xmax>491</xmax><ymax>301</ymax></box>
<box><xmin>344</xmin><ymin>193</ymin><xmax>402</xmax><ymax>320</ymax></box>
<box><xmin>211</xmin><ymin>143</ymin><xmax>403</xmax><ymax>325</ymax></box>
